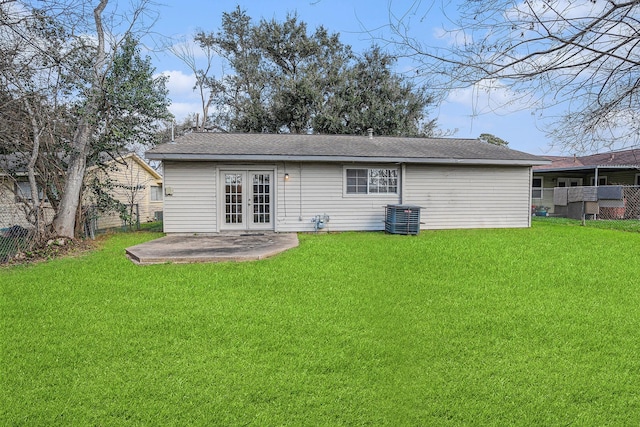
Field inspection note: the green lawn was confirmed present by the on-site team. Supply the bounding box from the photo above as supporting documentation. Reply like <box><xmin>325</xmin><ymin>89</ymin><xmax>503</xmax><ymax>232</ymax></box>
<box><xmin>2</xmin><ymin>222</ymin><xmax>640</xmax><ymax>425</ymax></box>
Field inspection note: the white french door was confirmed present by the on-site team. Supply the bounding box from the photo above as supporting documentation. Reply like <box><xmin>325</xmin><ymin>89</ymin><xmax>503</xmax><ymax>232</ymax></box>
<box><xmin>221</xmin><ymin>170</ymin><xmax>273</xmax><ymax>230</ymax></box>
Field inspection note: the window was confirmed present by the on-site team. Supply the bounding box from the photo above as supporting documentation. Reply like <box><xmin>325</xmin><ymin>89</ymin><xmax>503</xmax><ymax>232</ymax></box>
<box><xmin>346</xmin><ymin>168</ymin><xmax>398</xmax><ymax>194</ymax></box>
<box><xmin>150</xmin><ymin>185</ymin><xmax>163</xmax><ymax>201</ymax></box>
<box><xmin>15</xmin><ymin>181</ymin><xmax>44</xmax><ymax>202</ymax></box>
<box><xmin>346</xmin><ymin>169</ymin><xmax>368</xmax><ymax>194</ymax></box>
<box><xmin>557</xmin><ymin>177</ymin><xmax>582</xmax><ymax>187</ymax></box>
<box><xmin>590</xmin><ymin>176</ymin><xmax>607</xmax><ymax>186</ymax></box>
<box><xmin>636</xmin><ymin>174</ymin><xmax>640</xmax><ymax>186</ymax></box>
<box><xmin>532</xmin><ymin>177</ymin><xmax>543</xmax><ymax>199</ymax></box>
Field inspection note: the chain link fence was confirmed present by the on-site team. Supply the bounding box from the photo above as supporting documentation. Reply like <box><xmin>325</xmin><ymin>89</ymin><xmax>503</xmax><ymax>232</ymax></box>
<box><xmin>1</xmin><ymin>203</ymin><xmax>143</xmax><ymax>265</ymax></box>
<box><xmin>83</xmin><ymin>204</ymin><xmax>141</xmax><ymax>239</ymax></box>
<box><xmin>0</xmin><ymin>223</ymin><xmax>37</xmax><ymax>264</ymax></box>
<box><xmin>1</xmin><ymin>183</ymin><xmax>48</xmax><ymax>263</ymax></box>
<box><xmin>598</xmin><ymin>186</ymin><xmax>640</xmax><ymax>220</ymax></box>
<box><xmin>533</xmin><ymin>185</ymin><xmax>640</xmax><ymax>221</ymax></box>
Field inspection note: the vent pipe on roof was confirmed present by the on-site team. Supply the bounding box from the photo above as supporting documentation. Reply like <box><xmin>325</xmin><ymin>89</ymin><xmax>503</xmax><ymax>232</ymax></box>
<box><xmin>367</xmin><ymin>128</ymin><xmax>373</xmax><ymax>139</ymax></box>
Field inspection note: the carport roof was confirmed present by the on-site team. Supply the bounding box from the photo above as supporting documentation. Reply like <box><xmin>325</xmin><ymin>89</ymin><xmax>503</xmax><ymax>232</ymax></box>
<box><xmin>534</xmin><ymin>148</ymin><xmax>640</xmax><ymax>172</ymax></box>
<box><xmin>146</xmin><ymin>133</ymin><xmax>549</xmax><ymax>166</ymax></box>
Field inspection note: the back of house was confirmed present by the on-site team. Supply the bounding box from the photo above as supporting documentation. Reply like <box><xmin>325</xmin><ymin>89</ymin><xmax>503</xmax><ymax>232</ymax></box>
<box><xmin>146</xmin><ymin>133</ymin><xmax>548</xmax><ymax>234</ymax></box>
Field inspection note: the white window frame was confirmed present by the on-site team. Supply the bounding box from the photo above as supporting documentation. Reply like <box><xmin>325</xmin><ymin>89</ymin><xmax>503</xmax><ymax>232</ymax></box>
<box><xmin>150</xmin><ymin>185</ymin><xmax>163</xmax><ymax>201</ymax></box>
<box><xmin>590</xmin><ymin>176</ymin><xmax>608</xmax><ymax>186</ymax></box>
<box><xmin>532</xmin><ymin>176</ymin><xmax>543</xmax><ymax>199</ymax></box>
<box><xmin>344</xmin><ymin>167</ymin><xmax>399</xmax><ymax>195</ymax></box>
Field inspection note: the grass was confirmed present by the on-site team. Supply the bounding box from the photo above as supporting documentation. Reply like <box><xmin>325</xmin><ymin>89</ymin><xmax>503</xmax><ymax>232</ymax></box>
<box><xmin>535</xmin><ymin>215</ymin><xmax>640</xmax><ymax>233</ymax></box>
<box><xmin>2</xmin><ymin>222</ymin><xmax>640</xmax><ymax>425</ymax></box>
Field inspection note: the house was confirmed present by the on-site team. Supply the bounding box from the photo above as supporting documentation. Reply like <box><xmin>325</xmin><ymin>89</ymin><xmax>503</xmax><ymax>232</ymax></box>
<box><xmin>532</xmin><ymin>148</ymin><xmax>640</xmax><ymax>214</ymax></box>
<box><xmin>85</xmin><ymin>152</ymin><xmax>164</xmax><ymax>230</ymax></box>
<box><xmin>145</xmin><ymin>133</ymin><xmax>548</xmax><ymax>233</ymax></box>
<box><xmin>0</xmin><ymin>153</ymin><xmax>57</xmax><ymax>230</ymax></box>
<box><xmin>0</xmin><ymin>177</ymin><xmax>56</xmax><ymax>230</ymax></box>
<box><xmin>0</xmin><ymin>152</ymin><xmax>163</xmax><ymax>231</ymax></box>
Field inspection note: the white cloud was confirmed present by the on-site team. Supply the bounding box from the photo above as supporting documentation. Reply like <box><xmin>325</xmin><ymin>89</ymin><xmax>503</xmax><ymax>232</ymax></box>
<box><xmin>433</xmin><ymin>26</ymin><xmax>472</xmax><ymax>47</ymax></box>
<box><xmin>156</xmin><ymin>70</ymin><xmax>201</xmax><ymax>120</ymax></box>
<box><xmin>159</xmin><ymin>70</ymin><xmax>197</xmax><ymax>97</ymax></box>
<box><xmin>168</xmin><ymin>102</ymin><xmax>201</xmax><ymax>121</ymax></box>
<box><xmin>445</xmin><ymin>79</ymin><xmax>536</xmax><ymax>115</ymax></box>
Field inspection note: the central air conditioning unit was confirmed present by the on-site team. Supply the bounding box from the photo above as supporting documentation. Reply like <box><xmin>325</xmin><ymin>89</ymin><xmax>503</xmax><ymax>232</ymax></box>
<box><xmin>385</xmin><ymin>204</ymin><xmax>421</xmax><ymax>235</ymax></box>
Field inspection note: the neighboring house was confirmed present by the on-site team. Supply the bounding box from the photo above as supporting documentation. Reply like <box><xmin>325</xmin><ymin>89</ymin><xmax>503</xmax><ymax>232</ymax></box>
<box><xmin>0</xmin><ymin>153</ymin><xmax>56</xmax><ymax>230</ymax></box>
<box><xmin>145</xmin><ymin>133</ymin><xmax>548</xmax><ymax>233</ymax></box>
<box><xmin>85</xmin><ymin>153</ymin><xmax>164</xmax><ymax>230</ymax></box>
<box><xmin>532</xmin><ymin>148</ymin><xmax>640</xmax><ymax>213</ymax></box>
<box><xmin>0</xmin><ymin>152</ymin><xmax>163</xmax><ymax>231</ymax></box>
<box><xmin>0</xmin><ymin>175</ymin><xmax>56</xmax><ymax>230</ymax></box>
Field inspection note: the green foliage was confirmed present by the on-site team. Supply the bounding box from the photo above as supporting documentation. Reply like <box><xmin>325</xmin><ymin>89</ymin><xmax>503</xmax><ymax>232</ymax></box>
<box><xmin>194</xmin><ymin>8</ymin><xmax>435</xmax><ymax>135</ymax></box>
<box><xmin>479</xmin><ymin>133</ymin><xmax>509</xmax><ymax>146</ymax></box>
<box><xmin>315</xmin><ymin>46</ymin><xmax>435</xmax><ymax>136</ymax></box>
<box><xmin>1</xmin><ymin>3</ymin><xmax>172</xmax><ymax>238</ymax></box>
<box><xmin>3</xmin><ymin>224</ymin><xmax>640</xmax><ymax>424</ymax></box>
<box><xmin>95</xmin><ymin>36</ymin><xmax>172</xmax><ymax>156</ymax></box>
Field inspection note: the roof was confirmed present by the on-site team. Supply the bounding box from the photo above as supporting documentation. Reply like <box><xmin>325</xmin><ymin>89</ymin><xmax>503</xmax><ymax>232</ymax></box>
<box><xmin>534</xmin><ymin>148</ymin><xmax>640</xmax><ymax>172</ymax></box>
<box><xmin>87</xmin><ymin>152</ymin><xmax>162</xmax><ymax>180</ymax></box>
<box><xmin>1</xmin><ymin>152</ymin><xmax>161</xmax><ymax>179</ymax></box>
<box><xmin>146</xmin><ymin>133</ymin><xmax>549</xmax><ymax>166</ymax></box>
<box><xmin>0</xmin><ymin>153</ymin><xmax>27</xmax><ymax>174</ymax></box>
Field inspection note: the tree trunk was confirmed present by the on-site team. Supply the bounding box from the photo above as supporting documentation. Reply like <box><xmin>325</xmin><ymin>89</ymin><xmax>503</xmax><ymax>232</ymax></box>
<box><xmin>22</xmin><ymin>98</ymin><xmax>48</xmax><ymax>241</ymax></box>
<box><xmin>52</xmin><ymin>122</ymin><xmax>91</xmax><ymax>237</ymax></box>
<box><xmin>51</xmin><ymin>0</ymin><xmax>109</xmax><ymax>238</ymax></box>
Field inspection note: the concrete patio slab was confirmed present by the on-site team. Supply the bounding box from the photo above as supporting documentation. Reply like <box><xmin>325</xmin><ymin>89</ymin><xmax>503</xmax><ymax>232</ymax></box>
<box><xmin>125</xmin><ymin>232</ymin><xmax>299</xmax><ymax>265</ymax></box>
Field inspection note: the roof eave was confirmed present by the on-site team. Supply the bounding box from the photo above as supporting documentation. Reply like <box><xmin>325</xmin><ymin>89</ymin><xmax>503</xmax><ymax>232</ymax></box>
<box><xmin>146</xmin><ymin>153</ymin><xmax>548</xmax><ymax>166</ymax></box>
<box><xmin>534</xmin><ymin>164</ymin><xmax>640</xmax><ymax>173</ymax></box>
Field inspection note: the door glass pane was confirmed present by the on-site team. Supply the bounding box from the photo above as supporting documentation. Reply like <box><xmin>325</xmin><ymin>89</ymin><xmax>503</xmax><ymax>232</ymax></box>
<box><xmin>252</xmin><ymin>173</ymin><xmax>271</xmax><ymax>224</ymax></box>
<box><xmin>225</xmin><ymin>174</ymin><xmax>243</xmax><ymax>224</ymax></box>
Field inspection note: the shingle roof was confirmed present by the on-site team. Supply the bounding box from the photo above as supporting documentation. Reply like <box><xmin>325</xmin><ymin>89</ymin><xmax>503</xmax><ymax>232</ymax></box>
<box><xmin>535</xmin><ymin>148</ymin><xmax>640</xmax><ymax>171</ymax></box>
<box><xmin>0</xmin><ymin>153</ymin><xmax>28</xmax><ymax>174</ymax></box>
<box><xmin>146</xmin><ymin>133</ymin><xmax>548</xmax><ymax>166</ymax></box>
<box><xmin>579</xmin><ymin>149</ymin><xmax>640</xmax><ymax>167</ymax></box>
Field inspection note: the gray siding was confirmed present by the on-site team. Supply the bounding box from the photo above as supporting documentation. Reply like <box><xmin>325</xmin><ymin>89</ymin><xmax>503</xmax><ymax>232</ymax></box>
<box><xmin>161</xmin><ymin>161</ymin><xmax>532</xmax><ymax>233</ymax></box>
<box><xmin>404</xmin><ymin>165</ymin><xmax>532</xmax><ymax>229</ymax></box>
<box><xmin>163</xmin><ymin>161</ymin><xmax>217</xmax><ymax>233</ymax></box>
<box><xmin>276</xmin><ymin>162</ymin><xmax>400</xmax><ymax>232</ymax></box>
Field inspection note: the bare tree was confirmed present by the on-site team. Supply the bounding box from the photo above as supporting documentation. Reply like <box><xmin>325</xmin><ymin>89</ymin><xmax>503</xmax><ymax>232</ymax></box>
<box><xmin>170</xmin><ymin>36</ymin><xmax>225</xmax><ymax>132</ymax></box>
<box><xmin>0</xmin><ymin>3</ymin><xmax>70</xmax><ymax>242</ymax></box>
<box><xmin>1</xmin><ymin>0</ymin><xmax>170</xmax><ymax>239</ymax></box>
<box><xmin>385</xmin><ymin>0</ymin><xmax>640</xmax><ymax>153</ymax></box>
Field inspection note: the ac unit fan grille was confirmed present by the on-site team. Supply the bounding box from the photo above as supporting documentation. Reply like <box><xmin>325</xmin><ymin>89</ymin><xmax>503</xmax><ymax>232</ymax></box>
<box><xmin>384</xmin><ymin>204</ymin><xmax>421</xmax><ymax>235</ymax></box>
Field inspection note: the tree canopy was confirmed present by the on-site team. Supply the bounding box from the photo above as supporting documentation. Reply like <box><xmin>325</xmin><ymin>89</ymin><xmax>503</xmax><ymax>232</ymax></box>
<box><xmin>385</xmin><ymin>0</ymin><xmax>640</xmax><ymax>153</ymax></box>
<box><xmin>0</xmin><ymin>0</ymin><xmax>171</xmax><ymax>239</ymax></box>
<box><xmin>479</xmin><ymin>133</ymin><xmax>509</xmax><ymax>147</ymax></box>
<box><xmin>178</xmin><ymin>7</ymin><xmax>436</xmax><ymax>136</ymax></box>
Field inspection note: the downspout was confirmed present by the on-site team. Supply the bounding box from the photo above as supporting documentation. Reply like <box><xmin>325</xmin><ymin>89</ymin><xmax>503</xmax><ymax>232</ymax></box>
<box><xmin>299</xmin><ymin>162</ymin><xmax>303</xmax><ymax>222</ymax></box>
<box><xmin>594</xmin><ymin>166</ymin><xmax>599</xmax><ymax>220</ymax></box>
<box><xmin>528</xmin><ymin>167</ymin><xmax>532</xmax><ymax>228</ymax></box>
<box><xmin>400</xmin><ymin>163</ymin><xmax>406</xmax><ymax>204</ymax></box>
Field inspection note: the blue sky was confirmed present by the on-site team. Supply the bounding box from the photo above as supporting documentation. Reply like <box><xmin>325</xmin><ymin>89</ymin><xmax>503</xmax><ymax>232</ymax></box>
<box><xmin>148</xmin><ymin>0</ymin><xmax>558</xmax><ymax>155</ymax></box>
